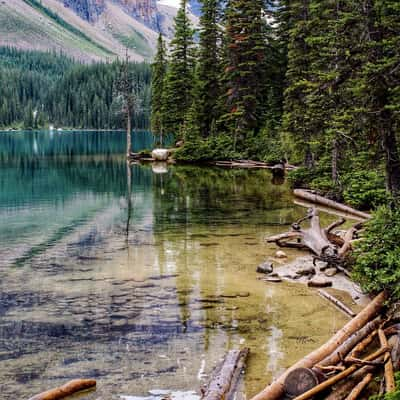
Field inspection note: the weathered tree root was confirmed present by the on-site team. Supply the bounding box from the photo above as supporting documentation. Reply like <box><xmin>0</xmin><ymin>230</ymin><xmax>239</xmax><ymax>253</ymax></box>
<box><xmin>266</xmin><ymin>207</ymin><xmax>363</xmax><ymax>267</ymax></box>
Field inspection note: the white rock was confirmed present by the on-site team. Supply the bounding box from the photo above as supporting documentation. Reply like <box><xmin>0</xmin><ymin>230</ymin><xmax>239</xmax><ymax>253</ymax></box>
<box><xmin>152</xmin><ymin>149</ymin><xmax>169</xmax><ymax>161</ymax></box>
<box><xmin>276</xmin><ymin>250</ymin><xmax>288</xmax><ymax>259</ymax></box>
<box><xmin>152</xmin><ymin>162</ymin><xmax>168</xmax><ymax>174</ymax></box>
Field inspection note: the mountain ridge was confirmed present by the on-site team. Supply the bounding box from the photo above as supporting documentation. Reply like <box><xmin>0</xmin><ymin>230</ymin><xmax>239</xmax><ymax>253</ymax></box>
<box><xmin>0</xmin><ymin>0</ymin><xmax>199</xmax><ymax>62</ymax></box>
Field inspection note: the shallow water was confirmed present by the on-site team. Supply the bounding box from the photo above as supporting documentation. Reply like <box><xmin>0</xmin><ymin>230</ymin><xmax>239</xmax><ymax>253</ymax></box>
<box><xmin>0</xmin><ymin>131</ymin><xmax>348</xmax><ymax>399</ymax></box>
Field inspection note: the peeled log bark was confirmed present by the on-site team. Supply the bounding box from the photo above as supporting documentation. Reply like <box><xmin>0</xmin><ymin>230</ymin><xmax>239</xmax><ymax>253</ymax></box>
<box><xmin>202</xmin><ymin>348</ymin><xmax>249</xmax><ymax>400</ymax></box>
<box><xmin>378</xmin><ymin>329</ymin><xmax>396</xmax><ymax>393</ymax></box>
<box><xmin>28</xmin><ymin>379</ymin><xmax>96</xmax><ymax>400</ymax></box>
<box><xmin>344</xmin><ymin>373</ymin><xmax>373</xmax><ymax>400</ymax></box>
<box><xmin>294</xmin><ymin>190</ymin><xmax>371</xmax><ymax>220</ymax></box>
<box><xmin>318</xmin><ymin>317</ymin><xmax>382</xmax><ymax>368</ymax></box>
<box><xmin>250</xmin><ymin>292</ymin><xmax>386</xmax><ymax>400</ymax></box>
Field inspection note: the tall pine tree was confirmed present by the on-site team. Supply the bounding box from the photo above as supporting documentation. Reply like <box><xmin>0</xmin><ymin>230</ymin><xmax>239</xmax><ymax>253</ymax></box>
<box><xmin>163</xmin><ymin>0</ymin><xmax>196</xmax><ymax>137</ymax></box>
<box><xmin>193</xmin><ymin>0</ymin><xmax>222</xmax><ymax>138</ymax></box>
<box><xmin>218</xmin><ymin>0</ymin><xmax>267</xmax><ymax>147</ymax></box>
<box><xmin>151</xmin><ymin>33</ymin><xmax>167</xmax><ymax>145</ymax></box>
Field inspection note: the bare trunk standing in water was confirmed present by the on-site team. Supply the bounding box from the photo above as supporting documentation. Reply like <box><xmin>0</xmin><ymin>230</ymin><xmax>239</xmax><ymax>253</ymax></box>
<box><xmin>115</xmin><ymin>48</ymin><xmax>141</xmax><ymax>158</ymax></box>
<box><xmin>126</xmin><ymin>113</ymin><xmax>132</xmax><ymax>158</ymax></box>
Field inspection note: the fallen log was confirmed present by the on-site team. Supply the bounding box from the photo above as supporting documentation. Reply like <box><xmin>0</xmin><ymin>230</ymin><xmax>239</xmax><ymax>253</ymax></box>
<box><xmin>318</xmin><ymin>317</ymin><xmax>382</xmax><ymax>368</ymax></box>
<box><xmin>325</xmin><ymin>365</ymin><xmax>377</xmax><ymax>400</ymax></box>
<box><xmin>294</xmin><ymin>190</ymin><xmax>371</xmax><ymax>220</ymax></box>
<box><xmin>318</xmin><ymin>290</ymin><xmax>356</xmax><ymax>318</ymax></box>
<box><xmin>292</xmin><ymin>346</ymin><xmax>389</xmax><ymax>400</ymax></box>
<box><xmin>348</xmin><ymin>330</ymin><xmax>379</xmax><ymax>359</ymax></box>
<box><xmin>250</xmin><ymin>292</ymin><xmax>386</xmax><ymax>400</ymax></box>
<box><xmin>344</xmin><ymin>373</ymin><xmax>373</xmax><ymax>400</ymax></box>
<box><xmin>201</xmin><ymin>348</ymin><xmax>249</xmax><ymax>400</ymax></box>
<box><xmin>388</xmin><ymin>333</ymin><xmax>400</xmax><ymax>370</ymax></box>
<box><xmin>28</xmin><ymin>379</ymin><xmax>96</xmax><ymax>400</ymax></box>
<box><xmin>378</xmin><ymin>329</ymin><xmax>396</xmax><ymax>392</ymax></box>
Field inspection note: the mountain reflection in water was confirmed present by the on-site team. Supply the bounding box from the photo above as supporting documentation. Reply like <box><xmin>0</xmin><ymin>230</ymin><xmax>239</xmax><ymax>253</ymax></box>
<box><xmin>0</xmin><ymin>130</ymin><xmax>348</xmax><ymax>399</ymax></box>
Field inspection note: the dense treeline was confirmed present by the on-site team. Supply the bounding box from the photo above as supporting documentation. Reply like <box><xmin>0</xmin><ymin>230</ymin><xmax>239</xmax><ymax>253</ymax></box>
<box><xmin>0</xmin><ymin>47</ymin><xmax>151</xmax><ymax>129</ymax></box>
<box><xmin>150</xmin><ymin>0</ymin><xmax>400</xmax><ymax>301</ymax></box>
<box><xmin>151</xmin><ymin>0</ymin><xmax>400</xmax><ymax>206</ymax></box>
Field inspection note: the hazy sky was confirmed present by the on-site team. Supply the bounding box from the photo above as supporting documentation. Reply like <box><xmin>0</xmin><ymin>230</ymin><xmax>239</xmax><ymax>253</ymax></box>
<box><xmin>158</xmin><ymin>0</ymin><xmax>180</xmax><ymax>8</ymax></box>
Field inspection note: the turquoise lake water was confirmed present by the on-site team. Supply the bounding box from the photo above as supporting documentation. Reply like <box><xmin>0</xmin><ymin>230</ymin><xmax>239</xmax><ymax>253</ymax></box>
<box><xmin>0</xmin><ymin>130</ymin><xmax>348</xmax><ymax>399</ymax></box>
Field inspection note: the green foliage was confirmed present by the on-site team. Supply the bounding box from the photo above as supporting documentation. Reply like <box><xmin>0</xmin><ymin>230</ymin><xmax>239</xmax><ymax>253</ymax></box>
<box><xmin>162</xmin><ymin>0</ymin><xmax>196</xmax><ymax>136</ymax></box>
<box><xmin>353</xmin><ymin>206</ymin><xmax>400</xmax><ymax>301</ymax></box>
<box><xmin>0</xmin><ymin>47</ymin><xmax>151</xmax><ymax>129</ymax></box>
<box><xmin>371</xmin><ymin>372</ymin><xmax>400</xmax><ymax>400</ymax></box>
<box><xmin>342</xmin><ymin>171</ymin><xmax>388</xmax><ymax>210</ymax></box>
<box><xmin>174</xmin><ymin>134</ymin><xmax>240</xmax><ymax>161</ymax></box>
<box><xmin>151</xmin><ymin>34</ymin><xmax>167</xmax><ymax>143</ymax></box>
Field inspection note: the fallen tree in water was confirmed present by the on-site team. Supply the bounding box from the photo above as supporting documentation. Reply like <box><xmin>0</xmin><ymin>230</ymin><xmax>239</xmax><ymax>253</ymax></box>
<box><xmin>28</xmin><ymin>379</ymin><xmax>96</xmax><ymax>400</ymax></box>
<box><xmin>266</xmin><ymin>207</ymin><xmax>363</xmax><ymax>267</ymax></box>
<box><xmin>293</xmin><ymin>189</ymin><xmax>371</xmax><ymax>221</ymax></box>
<box><xmin>201</xmin><ymin>348</ymin><xmax>249</xmax><ymax>400</ymax></box>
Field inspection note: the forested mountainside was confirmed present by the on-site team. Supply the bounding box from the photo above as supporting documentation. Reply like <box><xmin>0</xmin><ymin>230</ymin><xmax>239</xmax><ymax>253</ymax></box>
<box><xmin>0</xmin><ymin>47</ymin><xmax>151</xmax><ymax>129</ymax></box>
<box><xmin>0</xmin><ymin>0</ymin><xmax>198</xmax><ymax>62</ymax></box>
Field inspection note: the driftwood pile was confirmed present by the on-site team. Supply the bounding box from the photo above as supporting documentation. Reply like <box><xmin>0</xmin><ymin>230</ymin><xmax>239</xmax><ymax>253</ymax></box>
<box><xmin>251</xmin><ymin>292</ymin><xmax>400</xmax><ymax>400</ymax></box>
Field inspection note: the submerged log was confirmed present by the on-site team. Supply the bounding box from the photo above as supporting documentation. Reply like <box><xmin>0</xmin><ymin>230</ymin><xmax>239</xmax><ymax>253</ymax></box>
<box><xmin>318</xmin><ymin>290</ymin><xmax>356</xmax><ymax>318</ymax></box>
<box><xmin>28</xmin><ymin>379</ymin><xmax>96</xmax><ymax>400</ymax></box>
<box><xmin>201</xmin><ymin>348</ymin><xmax>249</xmax><ymax>400</ymax></box>
<box><xmin>250</xmin><ymin>292</ymin><xmax>386</xmax><ymax>400</ymax></box>
<box><xmin>293</xmin><ymin>190</ymin><xmax>371</xmax><ymax>220</ymax></box>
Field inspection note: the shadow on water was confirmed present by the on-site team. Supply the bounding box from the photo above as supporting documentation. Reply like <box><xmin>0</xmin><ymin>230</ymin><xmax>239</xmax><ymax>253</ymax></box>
<box><xmin>0</xmin><ymin>130</ymin><xmax>349</xmax><ymax>399</ymax></box>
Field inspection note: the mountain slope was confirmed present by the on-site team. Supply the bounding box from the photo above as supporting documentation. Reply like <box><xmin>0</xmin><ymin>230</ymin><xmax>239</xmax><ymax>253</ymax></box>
<box><xmin>0</xmin><ymin>0</ymin><xmax>198</xmax><ymax>62</ymax></box>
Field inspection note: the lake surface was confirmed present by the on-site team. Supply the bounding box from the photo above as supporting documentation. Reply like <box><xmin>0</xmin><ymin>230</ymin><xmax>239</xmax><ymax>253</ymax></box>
<box><xmin>0</xmin><ymin>130</ymin><xmax>348</xmax><ymax>399</ymax></box>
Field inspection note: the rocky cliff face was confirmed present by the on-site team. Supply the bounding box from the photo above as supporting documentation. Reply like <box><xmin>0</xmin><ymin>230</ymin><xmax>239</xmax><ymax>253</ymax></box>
<box><xmin>117</xmin><ymin>0</ymin><xmax>159</xmax><ymax>30</ymax></box>
<box><xmin>62</xmin><ymin>0</ymin><xmax>159</xmax><ymax>29</ymax></box>
<box><xmin>63</xmin><ymin>0</ymin><xmax>106</xmax><ymax>22</ymax></box>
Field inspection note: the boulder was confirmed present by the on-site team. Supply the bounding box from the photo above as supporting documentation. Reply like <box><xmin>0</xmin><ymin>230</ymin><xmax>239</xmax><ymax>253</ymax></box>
<box><xmin>152</xmin><ymin>149</ymin><xmax>169</xmax><ymax>161</ymax></box>
<box><xmin>307</xmin><ymin>277</ymin><xmax>333</xmax><ymax>288</ymax></box>
<box><xmin>257</xmin><ymin>261</ymin><xmax>273</xmax><ymax>274</ymax></box>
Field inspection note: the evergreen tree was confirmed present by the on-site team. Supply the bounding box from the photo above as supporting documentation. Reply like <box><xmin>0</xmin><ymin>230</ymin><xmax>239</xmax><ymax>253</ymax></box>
<box><xmin>218</xmin><ymin>0</ymin><xmax>267</xmax><ymax>148</ymax></box>
<box><xmin>194</xmin><ymin>0</ymin><xmax>222</xmax><ymax>138</ymax></box>
<box><xmin>353</xmin><ymin>0</ymin><xmax>400</xmax><ymax>200</ymax></box>
<box><xmin>163</xmin><ymin>0</ymin><xmax>196</xmax><ymax>137</ymax></box>
<box><xmin>151</xmin><ymin>34</ymin><xmax>167</xmax><ymax>145</ymax></box>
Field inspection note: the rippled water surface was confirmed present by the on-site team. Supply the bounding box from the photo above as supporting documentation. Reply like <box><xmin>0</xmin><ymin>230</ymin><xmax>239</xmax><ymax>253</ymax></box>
<box><xmin>0</xmin><ymin>131</ymin><xmax>348</xmax><ymax>399</ymax></box>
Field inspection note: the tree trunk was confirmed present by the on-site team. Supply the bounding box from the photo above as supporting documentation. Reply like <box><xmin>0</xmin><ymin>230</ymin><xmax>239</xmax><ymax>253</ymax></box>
<box><xmin>126</xmin><ymin>112</ymin><xmax>132</xmax><ymax>158</ymax></box>
<box><xmin>332</xmin><ymin>138</ymin><xmax>340</xmax><ymax>187</ymax></box>
<box><xmin>383</xmin><ymin>128</ymin><xmax>400</xmax><ymax>201</ymax></box>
